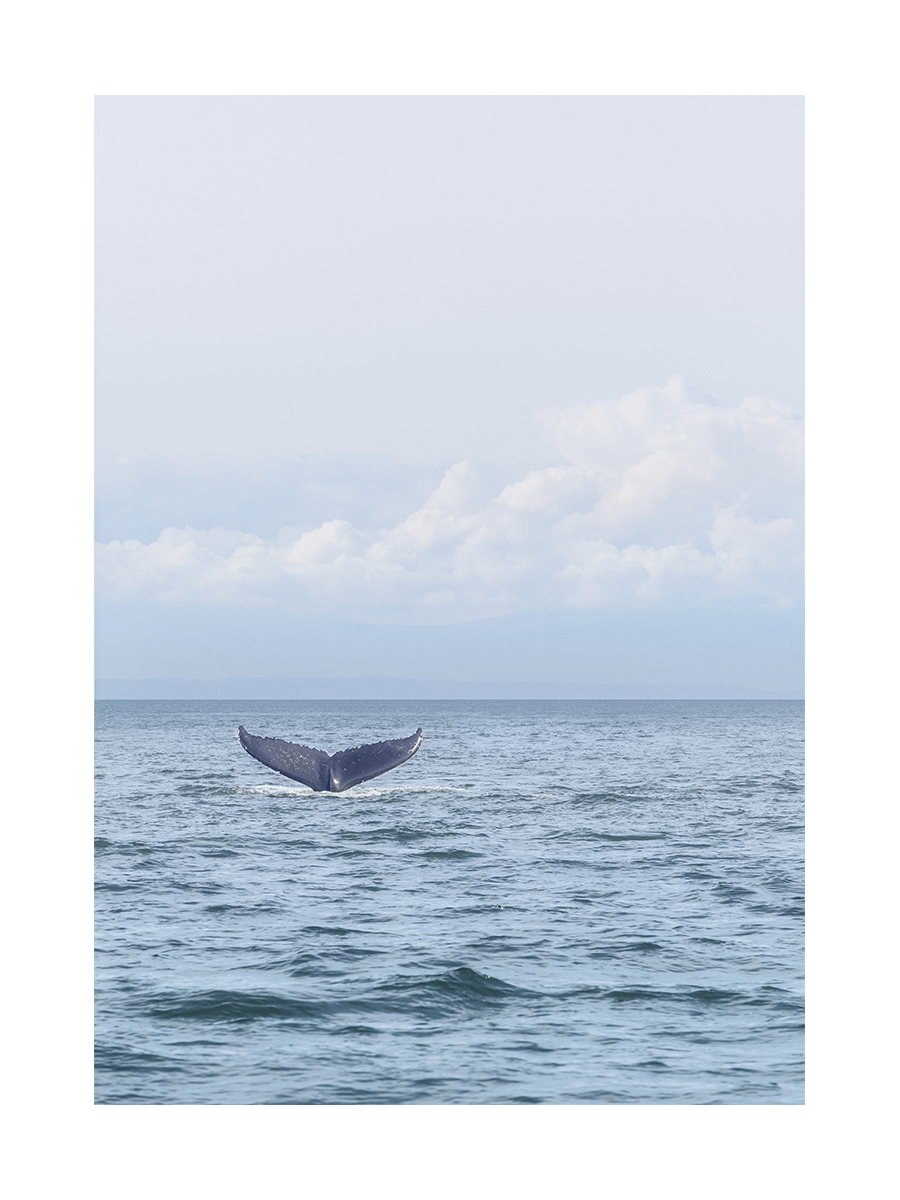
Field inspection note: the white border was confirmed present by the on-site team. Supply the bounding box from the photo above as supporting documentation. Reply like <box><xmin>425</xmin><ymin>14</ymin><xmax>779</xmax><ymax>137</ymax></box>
<box><xmin>4</xmin><ymin>0</ymin><xmax>896</xmax><ymax>1194</ymax></box>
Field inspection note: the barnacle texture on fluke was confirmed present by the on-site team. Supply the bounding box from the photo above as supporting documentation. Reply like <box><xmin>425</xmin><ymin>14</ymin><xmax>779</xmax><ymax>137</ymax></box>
<box><xmin>238</xmin><ymin>725</ymin><xmax>423</xmax><ymax>792</ymax></box>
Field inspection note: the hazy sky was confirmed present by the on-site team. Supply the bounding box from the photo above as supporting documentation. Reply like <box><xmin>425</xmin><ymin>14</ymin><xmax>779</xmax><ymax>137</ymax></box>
<box><xmin>95</xmin><ymin>96</ymin><xmax>804</xmax><ymax>690</ymax></box>
<box><xmin>97</xmin><ymin>96</ymin><xmax>803</xmax><ymax>464</ymax></box>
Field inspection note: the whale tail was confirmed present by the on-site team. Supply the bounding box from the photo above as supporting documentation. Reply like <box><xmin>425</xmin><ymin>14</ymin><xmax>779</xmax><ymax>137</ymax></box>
<box><xmin>238</xmin><ymin>726</ymin><xmax>423</xmax><ymax>792</ymax></box>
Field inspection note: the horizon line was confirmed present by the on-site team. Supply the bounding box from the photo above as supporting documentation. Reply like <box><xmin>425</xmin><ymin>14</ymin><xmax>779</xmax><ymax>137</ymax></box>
<box><xmin>95</xmin><ymin>676</ymin><xmax>804</xmax><ymax>701</ymax></box>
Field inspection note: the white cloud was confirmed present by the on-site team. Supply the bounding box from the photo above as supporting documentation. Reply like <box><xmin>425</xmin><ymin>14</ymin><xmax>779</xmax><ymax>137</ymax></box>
<box><xmin>96</xmin><ymin>378</ymin><xmax>803</xmax><ymax>620</ymax></box>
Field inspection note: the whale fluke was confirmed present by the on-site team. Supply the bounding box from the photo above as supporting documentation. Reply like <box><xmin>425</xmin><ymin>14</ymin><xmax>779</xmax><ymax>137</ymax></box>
<box><xmin>238</xmin><ymin>725</ymin><xmax>423</xmax><ymax>792</ymax></box>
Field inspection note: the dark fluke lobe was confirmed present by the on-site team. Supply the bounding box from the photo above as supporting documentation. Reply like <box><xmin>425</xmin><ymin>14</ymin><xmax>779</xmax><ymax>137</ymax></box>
<box><xmin>238</xmin><ymin>725</ymin><xmax>423</xmax><ymax>792</ymax></box>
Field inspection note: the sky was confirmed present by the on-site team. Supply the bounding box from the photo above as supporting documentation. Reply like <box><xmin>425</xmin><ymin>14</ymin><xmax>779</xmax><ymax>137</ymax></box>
<box><xmin>95</xmin><ymin>96</ymin><xmax>804</xmax><ymax>695</ymax></box>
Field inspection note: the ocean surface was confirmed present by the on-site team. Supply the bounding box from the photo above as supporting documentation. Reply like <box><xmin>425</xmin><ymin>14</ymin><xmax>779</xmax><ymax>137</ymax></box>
<box><xmin>95</xmin><ymin>699</ymin><xmax>804</xmax><ymax>1105</ymax></box>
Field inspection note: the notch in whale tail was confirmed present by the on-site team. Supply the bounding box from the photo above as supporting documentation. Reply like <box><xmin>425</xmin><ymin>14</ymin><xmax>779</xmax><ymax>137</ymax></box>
<box><xmin>238</xmin><ymin>725</ymin><xmax>423</xmax><ymax>792</ymax></box>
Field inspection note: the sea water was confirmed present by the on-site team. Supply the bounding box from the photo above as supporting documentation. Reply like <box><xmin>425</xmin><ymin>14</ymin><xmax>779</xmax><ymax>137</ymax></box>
<box><xmin>94</xmin><ymin>699</ymin><xmax>804</xmax><ymax>1104</ymax></box>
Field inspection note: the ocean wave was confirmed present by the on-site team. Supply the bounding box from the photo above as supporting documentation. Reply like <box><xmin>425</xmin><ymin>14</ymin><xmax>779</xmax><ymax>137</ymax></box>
<box><xmin>301</xmin><ymin>924</ymin><xmax>377</xmax><ymax>936</ymax></box>
<box><xmin>95</xmin><ymin>1044</ymin><xmax>186</xmax><ymax>1073</ymax></box>
<box><xmin>601</xmin><ymin>986</ymin><xmax>745</xmax><ymax>1004</ymax></box>
<box><xmin>369</xmin><ymin>966</ymin><xmax>539</xmax><ymax>1012</ymax></box>
<box><xmin>204</xmin><ymin>901</ymin><xmax>284</xmax><ymax>915</ymax></box>
<box><xmin>553</xmin><ymin>983</ymin><xmax>800</xmax><ymax>1009</ymax></box>
<box><xmin>264</xmin><ymin>945</ymin><xmax>387</xmax><ymax>975</ymax></box>
<box><xmin>94</xmin><ymin>838</ymin><xmax>172</xmax><ymax>858</ymax></box>
<box><xmin>544</xmin><ymin>829</ymin><xmax>667</xmax><ymax>845</ymax></box>
<box><xmin>594</xmin><ymin>833</ymin><xmax>668</xmax><ymax>842</ymax></box>
<box><xmin>341</xmin><ymin>825</ymin><xmax>482</xmax><ymax>845</ymax></box>
<box><xmin>570</xmin><ymin>790</ymin><xmax>657</xmax><ymax>804</ymax></box>
<box><xmin>141</xmin><ymin>967</ymin><xmax>538</xmax><ymax>1025</ymax></box>
<box><xmin>145</xmin><ymin>988</ymin><xmax>329</xmax><ymax>1022</ymax></box>
<box><xmin>415</xmin><ymin>848</ymin><xmax>484</xmax><ymax>861</ymax></box>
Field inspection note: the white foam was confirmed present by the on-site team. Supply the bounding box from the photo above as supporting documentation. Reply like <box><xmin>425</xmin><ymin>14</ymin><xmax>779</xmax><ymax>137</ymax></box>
<box><xmin>240</xmin><ymin>781</ymin><xmax>464</xmax><ymax>799</ymax></box>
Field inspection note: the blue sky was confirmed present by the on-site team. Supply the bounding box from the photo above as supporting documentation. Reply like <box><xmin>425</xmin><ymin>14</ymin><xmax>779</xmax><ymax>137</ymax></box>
<box><xmin>95</xmin><ymin>96</ymin><xmax>804</xmax><ymax>694</ymax></box>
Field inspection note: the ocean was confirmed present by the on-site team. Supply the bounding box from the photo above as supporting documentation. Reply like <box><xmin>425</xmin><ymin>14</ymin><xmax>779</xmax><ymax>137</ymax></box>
<box><xmin>94</xmin><ymin>698</ymin><xmax>804</xmax><ymax>1104</ymax></box>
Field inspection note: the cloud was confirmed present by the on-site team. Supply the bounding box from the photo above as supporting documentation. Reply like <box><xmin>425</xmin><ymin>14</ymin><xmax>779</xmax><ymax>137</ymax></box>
<box><xmin>96</xmin><ymin>378</ymin><xmax>803</xmax><ymax>620</ymax></box>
